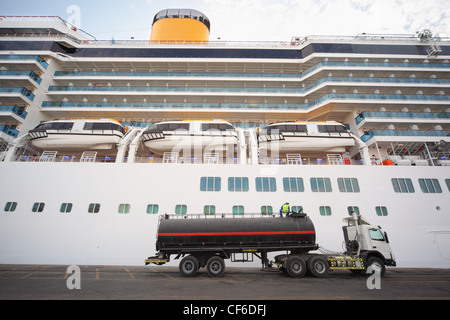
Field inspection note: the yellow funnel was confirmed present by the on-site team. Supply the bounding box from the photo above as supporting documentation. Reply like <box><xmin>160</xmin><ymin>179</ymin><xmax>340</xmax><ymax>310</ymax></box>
<box><xmin>150</xmin><ymin>9</ymin><xmax>210</xmax><ymax>43</ymax></box>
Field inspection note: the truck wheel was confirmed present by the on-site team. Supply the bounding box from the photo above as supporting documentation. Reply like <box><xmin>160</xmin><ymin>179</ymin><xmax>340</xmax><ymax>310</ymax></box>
<box><xmin>308</xmin><ymin>256</ymin><xmax>329</xmax><ymax>278</ymax></box>
<box><xmin>179</xmin><ymin>255</ymin><xmax>199</xmax><ymax>277</ymax></box>
<box><xmin>206</xmin><ymin>256</ymin><xmax>225</xmax><ymax>277</ymax></box>
<box><xmin>286</xmin><ymin>256</ymin><xmax>306</xmax><ymax>278</ymax></box>
<box><xmin>365</xmin><ymin>257</ymin><xmax>386</xmax><ymax>277</ymax></box>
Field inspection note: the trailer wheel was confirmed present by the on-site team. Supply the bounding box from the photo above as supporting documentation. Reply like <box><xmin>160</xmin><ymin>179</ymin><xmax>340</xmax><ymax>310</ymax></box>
<box><xmin>308</xmin><ymin>256</ymin><xmax>329</xmax><ymax>278</ymax></box>
<box><xmin>179</xmin><ymin>255</ymin><xmax>199</xmax><ymax>277</ymax></box>
<box><xmin>365</xmin><ymin>256</ymin><xmax>386</xmax><ymax>277</ymax></box>
<box><xmin>206</xmin><ymin>256</ymin><xmax>225</xmax><ymax>277</ymax></box>
<box><xmin>286</xmin><ymin>256</ymin><xmax>307</xmax><ymax>278</ymax></box>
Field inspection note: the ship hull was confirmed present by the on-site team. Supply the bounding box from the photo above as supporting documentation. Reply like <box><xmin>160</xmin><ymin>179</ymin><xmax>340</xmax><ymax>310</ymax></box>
<box><xmin>0</xmin><ymin>162</ymin><xmax>449</xmax><ymax>268</ymax></box>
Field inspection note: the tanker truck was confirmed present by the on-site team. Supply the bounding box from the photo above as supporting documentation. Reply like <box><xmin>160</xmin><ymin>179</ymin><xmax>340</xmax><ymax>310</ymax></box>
<box><xmin>145</xmin><ymin>212</ymin><xmax>396</xmax><ymax>278</ymax></box>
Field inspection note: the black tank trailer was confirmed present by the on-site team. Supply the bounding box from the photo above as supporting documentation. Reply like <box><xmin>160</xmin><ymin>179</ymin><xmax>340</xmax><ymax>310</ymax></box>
<box><xmin>145</xmin><ymin>213</ymin><xmax>324</xmax><ymax>278</ymax></box>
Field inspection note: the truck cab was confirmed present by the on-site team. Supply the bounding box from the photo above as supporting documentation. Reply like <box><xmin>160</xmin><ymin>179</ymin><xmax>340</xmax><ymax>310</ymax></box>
<box><xmin>343</xmin><ymin>214</ymin><xmax>396</xmax><ymax>275</ymax></box>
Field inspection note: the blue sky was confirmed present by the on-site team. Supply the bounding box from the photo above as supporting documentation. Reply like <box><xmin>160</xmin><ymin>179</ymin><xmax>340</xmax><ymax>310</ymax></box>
<box><xmin>1</xmin><ymin>0</ymin><xmax>449</xmax><ymax>41</ymax></box>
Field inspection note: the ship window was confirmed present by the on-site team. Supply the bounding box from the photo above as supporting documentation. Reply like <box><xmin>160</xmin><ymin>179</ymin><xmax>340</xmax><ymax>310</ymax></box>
<box><xmin>146</xmin><ymin>204</ymin><xmax>159</xmax><ymax>214</ymax></box>
<box><xmin>4</xmin><ymin>202</ymin><xmax>17</xmax><ymax>212</ymax></box>
<box><xmin>118</xmin><ymin>203</ymin><xmax>131</xmax><ymax>214</ymax></box>
<box><xmin>204</xmin><ymin>205</ymin><xmax>216</xmax><ymax>215</ymax></box>
<box><xmin>391</xmin><ymin>178</ymin><xmax>415</xmax><ymax>193</ymax></box>
<box><xmin>337</xmin><ymin>178</ymin><xmax>360</xmax><ymax>192</ymax></box>
<box><xmin>60</xmin><ymin>203</ymin><xmax>73</xmax><ymax>213</ymax></box>
<box><xmin>261</xmin><ymin>205</ymin><xmax>273</xmax><ymax>215</ymax></box>
<box><xmin>375</xmin><ymin>206</ymin><xmax>388</xmax><ymax>216</ymax></box>
<box><xmin>232</xmin><ymin>205</ymin><xmax>244</xmax><ymax>215</ymax></box>
<box><xmin>283</xmin><ymin>177</ymin><xmax>304</xmax><ymax>192</ymax></box>
<box><xmin>319</xmin><ymin>206</ymin><xmax>332</xmax><ymax>216</ymax></box>
<box><xmin>202</xmin><ymin>123</ymin><xmax>234</xmax><ymax>131</ymax></box>
<box><xmin>228</xmin><ymin>177</ymin><xmax>249</xmax><ymax>192</ymax></box>
<box><xmin>318</xmin><ymin>125</ymin><xmax>347</xmax><ymax>133</ymax></box>
<box><xmin>310</xmin><ymin>177</ymin><xmax>332</xmax><ymax>192</ymax></box>
<box><xmin>291</xmin><ymin>206</ymin><xmax>303</xmax><ymax>214</ymax></box>
<box><xmin>347</xmin><ymin>206</ymin><xmax>360</xmax><ymax>216</ymax></box>
<box><xmin>255</xmin><ymin>177</ymin><xmax>276</xmax><ymax>192</ymax></box>
<box><xmin>418</xmin><ymin>178</ymin><xmax>442</xmax><ymax>193</ymax></box>
<box><xmin>88</xmin><ymin>203</ymin><xmax>101</xmax><ymax>213</ymax></box>
<box><xmin>446</xmin><ymin>179</ymin><xmax>450</xmax><ymax>192</ymax></box>
<box><xmin>175</xmin><ymin>204</ymin><xmax>187</xmax><ymax>215</ymax></box>
<box><xmin>200</xmin><ymin>177</ymin><xmax>221</xmax><ymax>191</ymax></box>
<box><xmin>32</xmin><ymin>202</ymin><xmax>45</xmax><ymax>212</ymax></box>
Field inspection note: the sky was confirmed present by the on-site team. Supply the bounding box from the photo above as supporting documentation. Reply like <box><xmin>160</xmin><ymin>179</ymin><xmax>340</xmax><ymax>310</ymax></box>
<box><xmin>1</xmin><ymin>0</ymin><xmax>449</xmax><ymax>41</ymax></box>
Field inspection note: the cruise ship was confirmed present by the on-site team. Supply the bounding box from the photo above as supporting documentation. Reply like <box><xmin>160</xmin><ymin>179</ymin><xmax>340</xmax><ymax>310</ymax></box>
<box><xmin>0</xmin><ymin>10</ymin><xmax>449</xmax><ymax>268</ymax></box>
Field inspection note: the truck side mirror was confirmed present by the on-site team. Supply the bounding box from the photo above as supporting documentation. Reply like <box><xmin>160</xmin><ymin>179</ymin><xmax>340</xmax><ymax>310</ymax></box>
<box><xmin>384</xmin><ymin>232</ymin><xmax>389</xmax><ymax>243</ymax></box>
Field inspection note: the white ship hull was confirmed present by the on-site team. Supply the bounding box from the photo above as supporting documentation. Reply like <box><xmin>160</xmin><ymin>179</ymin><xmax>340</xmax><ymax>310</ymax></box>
<box><xmin>0</xmin><ymin>162</ymin><xmax>449</xmax><ymax>268</ymax></box>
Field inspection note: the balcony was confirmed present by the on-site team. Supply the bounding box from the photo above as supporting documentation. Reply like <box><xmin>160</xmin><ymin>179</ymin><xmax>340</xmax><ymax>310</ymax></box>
<box><xmin>0</xmin><ymin>87</ymin><xmax>35</xmax><ymax>101</ymax></box>
<box><xmin>0</xmin><ymin>70</ymin><xmax>42</xmax><ymax>85</ymax></box>
<box><xmin>0</xmin><ymin>55</ymin><xmax>48</xmax><ymax>70</ymax></box>
<box><xmin>361</xmin><ymin>129</ymin><xmax>450</xmax><ymax>143</ymax></box>
<box><xmin>356</xmin><ymin>111</ymin><xmax>450</xmax><ymax>125</ymax></box>
<box><xmin>0</xmin><ymin>105</ymin><xmax>27</xmax><ymax>122</ymax></box>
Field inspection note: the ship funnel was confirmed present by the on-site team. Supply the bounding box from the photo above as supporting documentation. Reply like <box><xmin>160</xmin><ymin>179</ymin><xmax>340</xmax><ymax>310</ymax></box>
<box><xmin>150</xmin><ymin>9</ymin><xmax>210</xmax><ymax>43</ymax></box>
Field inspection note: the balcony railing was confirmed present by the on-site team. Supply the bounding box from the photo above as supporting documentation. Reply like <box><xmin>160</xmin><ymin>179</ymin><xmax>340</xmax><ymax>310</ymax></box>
<box><xmin>0</xmin><ymin>70</ymin><xmax>42</xmax><ymax>84</ymax></box>
<box><xmin>361</xmin><ymin>129</ymin><xmax>450</xmax><ymax>142</ymax></box>
<box><xmin>42</xmin><ymin>93</ymin><xmax>450</xmax><ymax>111</ymax></box>
<box><xmin>0</xmin><ymin>87</ymin><xmax>35</xmax><ymax>101</ymax></box>
<box><xmin>0</xmin><ymin>105</ymin><xmax>28</xmax><ymax>119</ymax></box>
<box><xmin>356</xmin><ymin>111</ymin><xmax>450</xmax><ymax>124</ymax></box>
<box><xmin>0</xmin><ymin>55</ymin><xmax>48</xmax><ymax>69</ymax></box>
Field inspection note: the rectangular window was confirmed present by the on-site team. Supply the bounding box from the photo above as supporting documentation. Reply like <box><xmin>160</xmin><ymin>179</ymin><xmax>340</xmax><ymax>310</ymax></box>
<box><xmin>200</xmin><ymin>177</ymin><xmax>221</xmax><ymax>191</ymax></box>
<box><xmin>118</xmin><ymin>203</ymin><xmax>131</xmax><ymax>214</ymax></box>
<box><xmin>375</xmin><ymin>206</ymin><xmax>388</xmax><ymax>216</ymax></box>
<box><xmin>261</xmin><ymin>205</ymin><xmax>273</xmax><ymax>215</ymax></box>
<box><xmin>146</xmin><ymin>204</ymin><xmax>159</xmax><ymax>214</ymax></box>
<box><xmin>347</xmin><ymin>206</ymin><xmax>360</xmax><ymax>216</ymax></box>
<box><xmin>291</xmin><ymin>206</ymin><xmax>303</xmax><ymax>214</ymax></box>
<box><xmin>337</xmin><ymin>178</ymin><xmax>360</xmax><ymax>192</ymax></box>
<box><xmin>310</xmin><ymin>177</ymin><xmax>332</xmax><ymax>192</ymax></box>
<box><xmin>32</xmin><ymin>202</ymin><xmax>45</xmax><ymax>212</ymax></box>
<box><xmin>175</xmin><ymin>204</ymin><xmax>187</xmax><ymax>215</ymax></box>
<box><xmin>319</xmin><ymin>206</ymin><xmax>332</xmax><ymax>216</ymax></box>
<box><xmin>204</xmin><ymin>205</ymin><xmax>216</xmax><ymax>215</ymax></box>
<box><xmin>418</xmin><ymin>178</ymin><xmax>442</xmax><ymax>193</ymax></box>
<box><xmin>391</xmin><ymin>178</ymin><xmax>415</xmax><ymax>193</ymax></box>
<box><xmin>255</xmin><ymin>177</ymin><xmax>276</xmax><ymax>192</ymax></box>
<box><xmin>88</xmin><ymin>203</ymin><xmax>101</xmax><ymax>213</ymax></box>
<box><xmin>283</xmin><ymin>177</ymin><xmax>304</xmax><ymax>192</ymax></box>
<box><xmin>4</xmin><ymin>202</ymin><xmax>17</xmax><ymax>212</ymax></box>
<box><xmin>232</xmin><ymin>205</ymin><xmax>244</xmax><ymax>215</ymax></box>
<box><xmin>60</xmin><ymin>203</ymin><xmax>73</xmax><ymax>213</ymax></box>
<box><xmin>228</xmin><ymin>177</ymin><xmax>249</xmax><ymax>192</ymax></box>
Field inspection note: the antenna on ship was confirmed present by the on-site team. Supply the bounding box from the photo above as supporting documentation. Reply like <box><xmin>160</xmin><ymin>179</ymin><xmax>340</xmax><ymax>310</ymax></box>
<box><xmin>416</xmin><ymin>29</ymin><xmax>442</xmax><ymax>57</ymax></box>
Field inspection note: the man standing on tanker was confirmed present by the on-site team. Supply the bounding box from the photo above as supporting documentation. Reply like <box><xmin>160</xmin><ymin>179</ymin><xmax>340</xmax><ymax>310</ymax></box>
<box><xmin>279</xmin><ymin>202</ymin><xmax>290</xmax><ymax>217</ymax></box>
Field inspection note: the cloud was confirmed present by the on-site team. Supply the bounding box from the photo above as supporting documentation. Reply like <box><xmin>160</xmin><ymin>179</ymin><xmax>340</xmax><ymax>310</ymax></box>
<box><xmin>201</xmin><ymin>0</ymin><xmax>449</xmax><ymax>41</ymax></box>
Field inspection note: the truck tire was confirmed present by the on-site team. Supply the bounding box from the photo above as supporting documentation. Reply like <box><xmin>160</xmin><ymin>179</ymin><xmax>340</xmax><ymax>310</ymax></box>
<box><xmin>307</xmin><ymin>256</ymin><xmax>329</xmax><ymax>278</ymax></box>
<box><xmin>286</xmin><ymin>256</ymin><xmax>307</xmax><ymax>278</ymax></box>
<box><xmin>179</xmin><ymin>255</ymin><xmax>199</xmax><ymax>277</ymax></box>
<box><xmin>365</xmin><ymin>256</ymin><xmax>386</xmax><ymax>277</ymax></box>
<box><xmin>206</xmin><ymin>256</ymin><xmax>225</xmax><ymax>277</ymax></box>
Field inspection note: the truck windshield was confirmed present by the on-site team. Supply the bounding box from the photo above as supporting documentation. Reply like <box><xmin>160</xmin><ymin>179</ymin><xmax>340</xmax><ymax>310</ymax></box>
<box><xmin>369</xmin><ymin>229</ymin><xmax>385</xmax><ymax>241</ymax></box>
